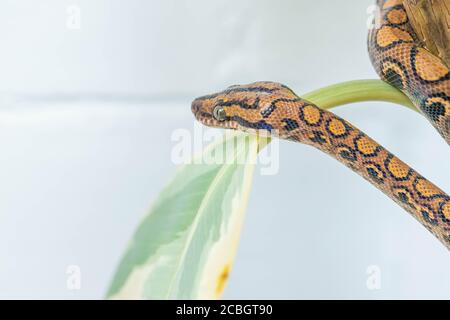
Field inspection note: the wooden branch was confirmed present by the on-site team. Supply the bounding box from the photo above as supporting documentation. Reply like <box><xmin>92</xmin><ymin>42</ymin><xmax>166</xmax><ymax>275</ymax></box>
<box><xmin>403</xmin><ymin>0</ymin><xmax>450</xmax><ymax>66</ymax></box>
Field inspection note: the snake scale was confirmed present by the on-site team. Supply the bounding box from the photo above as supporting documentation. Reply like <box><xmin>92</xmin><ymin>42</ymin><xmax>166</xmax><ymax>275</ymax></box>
<box><xmin>191</xmin><ymin>0</ymin><xmax>450</xmax><ymax>250</ymax></box>
<box><xmin>369</xmin><ymin>0</ymin><xmax>450</xmax><ymax>144</ymax></box>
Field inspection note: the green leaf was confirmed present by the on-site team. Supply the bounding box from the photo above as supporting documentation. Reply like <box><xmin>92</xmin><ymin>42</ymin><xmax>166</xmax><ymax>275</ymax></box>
<box><xmin>107</xmin><ymin>132</ymin><xmax>269</xmax><ymax>299</ymax></box>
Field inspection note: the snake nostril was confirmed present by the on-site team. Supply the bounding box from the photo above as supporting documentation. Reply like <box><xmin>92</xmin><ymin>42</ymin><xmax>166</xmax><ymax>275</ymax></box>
<box><xmin>191</xmin><ymin>100</ymin><xmax>200</xmax><ymax>114</ymax></box>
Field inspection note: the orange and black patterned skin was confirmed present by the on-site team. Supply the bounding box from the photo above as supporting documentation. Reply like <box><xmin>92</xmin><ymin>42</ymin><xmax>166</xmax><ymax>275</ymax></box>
<box><xmin>192</xmin><ymin>82</ymin><xmax>450</xmax><ymax>250</ymax></box>
<box><xmin>368</xmin><ymin>0</ymin><xmax>450</xmax><ymax>144</ymax></box>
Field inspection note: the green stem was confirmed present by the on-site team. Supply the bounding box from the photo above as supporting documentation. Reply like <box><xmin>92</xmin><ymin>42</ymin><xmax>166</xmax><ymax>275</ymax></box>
<box><xmin>302</xmin><ymin>79</ymin><xmax>416</xmax><ymax>112</ymax></box>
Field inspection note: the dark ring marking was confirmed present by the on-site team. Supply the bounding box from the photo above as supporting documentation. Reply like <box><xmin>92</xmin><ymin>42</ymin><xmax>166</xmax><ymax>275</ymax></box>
<box><xmin>384</xmin><ymin>154</ymin><xmax>413</xmax><ymax>181</ymax></box>
<box><xmin>299</xmin><ymin>104</ymin><xmax>324</xmax><ymax>127</ymax></box>
<box><xmin>308</xmin><ymin>131</ymin><xmax>328</xmax><ymax>145</ymax></box>
<box><xmin>353</xmin><ymin>134</ymin><xmax>383</xmax><ymax>158</ymax></box>
<box><xmin>374</xmin><ymin>25</ymin><xmax>414</xmax><ymax>51</ymax></box>
<box><xmin>438</xmin><ymin>200</ymin><xmax>450</xmax><ymax>226</ymax></box>
<box><xmin>385</xmin><ymin>68</ymin><xmax>405</xmax><ymax>90</ymax></box>
<box><xmin>335</xmin><ymin>144</ymin><xmax>358</xmax><ymax>162</ymax></box>
<box><xmin>281</xmin><ymin>118</ymin><xmax>299</xmax><ymax>132</ymax></box>
<box><xmin>420</xmin><ymin>203</ymin><xmax>439</xmax><ymax>226</ymax></box>
<box><xmin>260</xmin><ymin>104</ymin><xmax>276</xmax><ymax>118</ymax></box>
<box><xmin>420</xmin><ymin>93</ymin><xmax>449</xmax><ymax>122</ymax></box>
<box><xmin>325</xmin><ymin>117</ymin><xmax>352</xmax><ymax>139</ymax></box>
<box><xmin>384</xmin><ymin>5</ymin><xmax>409</xmax><ymax>26</ymax></box>
<box><xmin>363</xmin><ymin>161</ymin><xmax>386</xmax><ymax>184</ymax></box>
<box><xmin>410</xmin><ymin>46</ymin><xmax>450</xmax><ymax>84</ymax></box>
<box><xmin>380</xmin><ymin>57</ymin><xmax>411</xmax><ymax>90</ymax></box>
<box><xmin>392</xmin><ymin>186</ymin><xmax>416</xmax><ymax>209</ymax></box>
<box><xmin>413</xmin><ymin>176</ymin><xmax>450</xmax><ymax>201</ymax></box>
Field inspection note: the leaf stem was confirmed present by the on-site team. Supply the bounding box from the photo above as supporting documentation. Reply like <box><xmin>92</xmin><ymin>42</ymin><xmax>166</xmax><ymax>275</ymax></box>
<box><xmin>301</xmin><ymin>79</ymin><xmax>416</xmax><ymax>112</ymax></box>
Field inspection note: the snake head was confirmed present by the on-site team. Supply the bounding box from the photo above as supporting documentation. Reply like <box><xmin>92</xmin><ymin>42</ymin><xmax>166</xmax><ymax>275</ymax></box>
<box><xmin>191</xmin><ymin>81</ymin><xmax>298</xmax><ymax>135</ymax></box>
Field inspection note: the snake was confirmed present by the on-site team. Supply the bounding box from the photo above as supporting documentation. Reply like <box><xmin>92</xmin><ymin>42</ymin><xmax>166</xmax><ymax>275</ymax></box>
<box><xmin>368</xmin><ymin>0</ymin><xmax>450</xmax><ymax>144</ymax></box>
<box><xmin>191</xmin><ymin>0</ymin><xmax>450</xmax><ymax>250</ymax></box>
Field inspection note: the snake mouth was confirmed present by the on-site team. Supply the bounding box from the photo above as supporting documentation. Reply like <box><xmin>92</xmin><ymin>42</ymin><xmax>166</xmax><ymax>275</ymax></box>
<box><xmin>193</xmin><ymin>112</ymin><xmax>238</xmax><ymax>130</ymax></box>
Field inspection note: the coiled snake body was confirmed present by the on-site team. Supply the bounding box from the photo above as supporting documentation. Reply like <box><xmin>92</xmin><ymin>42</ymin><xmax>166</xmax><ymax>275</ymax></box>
<box><xmin>369</xmin><ymin>0</ymin><xmax>450</xmax><ymax>143</ymax></box>
<box><xmin>192</xmin><ymin>0</ymin><xmax>450</xmax><ymax>250</ymax></box>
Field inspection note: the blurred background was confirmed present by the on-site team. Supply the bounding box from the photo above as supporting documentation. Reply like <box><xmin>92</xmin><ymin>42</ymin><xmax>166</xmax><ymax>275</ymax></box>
<box><xmin>0</xmin><ymin>0</ymin><xmax>449</xmax><ymax>299</ymax></box>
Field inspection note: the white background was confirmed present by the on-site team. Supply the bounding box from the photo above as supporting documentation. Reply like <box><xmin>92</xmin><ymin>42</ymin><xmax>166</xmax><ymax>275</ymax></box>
<box><xmin>0</xmin><ymin>0</ymin><xmax>449</xmax><ymax>299</ymax></box>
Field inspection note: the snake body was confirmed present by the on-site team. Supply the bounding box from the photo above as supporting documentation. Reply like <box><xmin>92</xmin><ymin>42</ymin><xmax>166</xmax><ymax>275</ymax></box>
<box><xmin>368</xmin><ymin>0</ymin><xmax>450</xmax><ymax>144</ymax></box>
<box><xmin>191</xmin><ymin>0</ymin><xmax>450</xmax><ymax>250</ymax></box>
<box><xmin>192</xmin><ymin>82</ymin><xmax>450</xmax><ymax>250</ymax></box>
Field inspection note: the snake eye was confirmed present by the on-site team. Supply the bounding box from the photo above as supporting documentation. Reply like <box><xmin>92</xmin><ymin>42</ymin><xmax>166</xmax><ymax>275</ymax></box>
<box><xmin>213</xmin><ymin>105</ymin><xmax>227</xmax><ymax>121</ymax></box>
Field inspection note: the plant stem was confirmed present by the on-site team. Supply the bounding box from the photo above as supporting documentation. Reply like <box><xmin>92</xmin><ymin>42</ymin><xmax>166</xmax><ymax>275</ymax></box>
<box><xmin>302</xmin><ymin>79</ymin><xmax>416</xmax><ymax>112</ymax></box>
